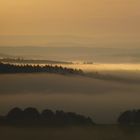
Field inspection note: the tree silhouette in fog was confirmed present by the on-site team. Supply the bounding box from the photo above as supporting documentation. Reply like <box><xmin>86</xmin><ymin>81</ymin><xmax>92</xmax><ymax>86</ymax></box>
<box><xmin>23</xmin><ymin>108</ymin><xmax>40</xmax><ymax>121</ymax></box>
<box><xmin>7</xmin><ymin>107</ymin><xmax>23</xmax><ymax>121</ymax></box>
<box><xmin>0</xmin><ymin>62</ymin><xmax>84</xmax><ymax>75</ymax></box>
<box><xmin>0</xmin><ymin>107</ymin><xmax>94</xmax><ymax>126</ymax></box>
<box><xmin>118</xmin><ymin>109</ymin><xmax>140</xmax><ymax>124</ymax></box>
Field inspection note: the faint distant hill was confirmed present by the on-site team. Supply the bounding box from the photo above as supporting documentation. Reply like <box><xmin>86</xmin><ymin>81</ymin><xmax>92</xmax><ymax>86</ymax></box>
<box><xmin>0</xmin><ymin>107</ymin><xmax>94</xmax><ymax>126</ymax></box>
<box><xmin>0</xmin><ymin>58</ymin><xmax>73</xmax><ymax>65</ymax></box>
<box><xmin>0</xmin><ymin>53</ymin><xmax>15</xmax><ymax>59</ymax></box>
<box><xmin>0</xmin><ymin>62</ymin><xmax>83</xmax><ymax>75</ymax></box>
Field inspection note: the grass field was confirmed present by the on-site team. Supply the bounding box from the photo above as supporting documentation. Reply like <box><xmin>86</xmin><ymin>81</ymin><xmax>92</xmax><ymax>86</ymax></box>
<box><xmin>1</xmin><ymin>125</ymin><xmax>140</xmax><ymax>140</ymax></box>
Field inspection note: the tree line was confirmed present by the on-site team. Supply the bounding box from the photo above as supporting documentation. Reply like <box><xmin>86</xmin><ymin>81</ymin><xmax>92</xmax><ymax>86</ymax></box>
<box><xmin>0</xmin><ymin>108</ymin><xmax>140</xmax><ymax>126</ymax></box>
<box><xmin>0</xmin><ymin>107</ymin><xmax>94</xmax><ymax>126</ymax></box>
<box><xmin>0</xmin><ymin>62</ymin><xmax>83</xmax><ymax>75</ymax></box>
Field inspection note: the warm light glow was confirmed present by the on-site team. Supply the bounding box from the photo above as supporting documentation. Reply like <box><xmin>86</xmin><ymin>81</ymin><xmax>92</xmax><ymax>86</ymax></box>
<box><xmin>0</xmin><ymin>0</ymin><xmax>140</xmax><ymax>46</ymax></box>
<box><xmin>58</xmin><ymin>63</ymin><xmax>140</xmax><ymax>72</ymax></box>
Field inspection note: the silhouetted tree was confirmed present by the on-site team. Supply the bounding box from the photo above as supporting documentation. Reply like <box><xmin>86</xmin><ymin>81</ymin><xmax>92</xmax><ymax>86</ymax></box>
<box><xmin>23</xmin><ymin>107</ymin><xmax>40</xmax><ymax>121</ymax></box>
<box><xmin>118</xmin><ymin>110</ymin><xmax>140</xmax><ymax>125</ymax></box>
<box><xmin>41</xmin><ymin>109</ymin><xmax>54</xmax><ymax>119</ymax></box>
<box><xmin>41</xmin><ymin>109</ymin><xmax>55</xmax><ymax>125</ymax></box>
<box><xmin>6</xmin><ymin>107</ymin><xmax>23</xmax><ymax>121</ymax></box>
<box><xmin>134</xmin><ymin>110</ymin><xmax>140</xmax><ymax>123</ymax></box>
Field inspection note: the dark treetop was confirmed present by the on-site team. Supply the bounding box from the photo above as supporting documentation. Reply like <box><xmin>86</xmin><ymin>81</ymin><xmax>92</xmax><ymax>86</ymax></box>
<box><xmin>118</xmin><ymin>109</ymin><xmax>140</xmax><ymax>125</ymax></box>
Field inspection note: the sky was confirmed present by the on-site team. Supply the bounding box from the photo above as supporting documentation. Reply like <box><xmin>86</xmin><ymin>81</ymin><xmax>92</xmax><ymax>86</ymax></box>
<box><xmin>0</xmin><ymin>0</ymin><xmax>140</xmax><ymax>47</ymax></box>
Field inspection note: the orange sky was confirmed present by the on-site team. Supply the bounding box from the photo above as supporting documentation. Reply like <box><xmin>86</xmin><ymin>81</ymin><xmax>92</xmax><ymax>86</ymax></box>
<box><xmin>0</xmin><ymin>0</ymin><xmax>140</xmax><ymax>46</ymax></box>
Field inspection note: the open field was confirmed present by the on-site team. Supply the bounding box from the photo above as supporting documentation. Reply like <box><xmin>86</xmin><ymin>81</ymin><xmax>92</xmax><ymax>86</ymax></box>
<box><xmin>1</xmin><ymin>125</ymin><xmax>140</xmax><ymax>140</ymax></box>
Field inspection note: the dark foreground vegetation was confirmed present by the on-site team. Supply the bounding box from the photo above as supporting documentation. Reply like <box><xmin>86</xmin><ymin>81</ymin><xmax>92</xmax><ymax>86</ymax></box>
<box><xmin>118</xmin><ymin>109</ymin><xmax>140</xmax><ymax>125</ymax></box>
<box><xmin>1</xmin><ymin>109</ymin><xmax>140</xmax><ymax>140</ymax></box>
<box><xmin>1</xmin><ymin>108</ymin><xmax>140</xmax><ymax>127</ymax></box>
<box><xmin>0</xmin><ymin>62</ymin><xmax>83</xmax><ymax>75</ymax></box>
<box><xmin>0</xmin><ymin>107</ymin><xmax>94</xmax><ymax>126</ymax></box>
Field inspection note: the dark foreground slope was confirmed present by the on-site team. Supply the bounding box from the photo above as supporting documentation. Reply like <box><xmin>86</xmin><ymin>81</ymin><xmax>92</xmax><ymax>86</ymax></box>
<box><xmin>0</xmin><ymin>125</ymin><xmax>140</xmax><ymax>140</ymax></box>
